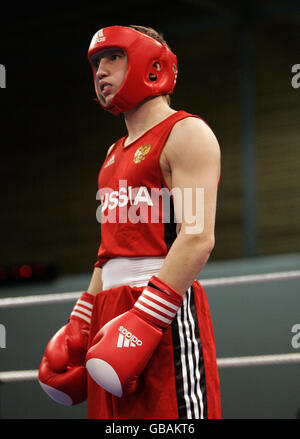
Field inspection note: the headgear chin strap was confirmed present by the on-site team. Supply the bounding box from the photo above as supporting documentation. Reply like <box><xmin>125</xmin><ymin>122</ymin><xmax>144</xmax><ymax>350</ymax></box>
<box><xmin>87</xmin><ymin>26</ymin><xmax>178</xmax><ymax>116</ymax></box>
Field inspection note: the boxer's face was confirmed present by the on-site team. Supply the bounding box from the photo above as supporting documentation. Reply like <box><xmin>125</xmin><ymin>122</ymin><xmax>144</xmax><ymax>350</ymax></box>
<box><xmin>95</xmin><ymin>48</ymin><xmax>127</xmax><ymax>106</ymax></box>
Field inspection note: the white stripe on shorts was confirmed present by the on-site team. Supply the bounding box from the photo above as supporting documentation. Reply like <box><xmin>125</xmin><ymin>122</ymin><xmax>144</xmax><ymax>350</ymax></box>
<box><xmin>176</xmin><ymin>287</ymin><xmax>204</xmax><ymax>419</ymax></box>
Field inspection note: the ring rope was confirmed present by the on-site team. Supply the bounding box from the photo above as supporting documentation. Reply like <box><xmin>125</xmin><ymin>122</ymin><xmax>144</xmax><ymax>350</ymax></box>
<box><xmin>1</xmin><ymin>271</ymin><xmax>299</xmax><ymax>382</ymax></box>
<box><xmin>0</xmin><ymin>270</ymin><xmax>300</xmax><ymax>309</ymax></box>
<box><xmin>217</xmin><ymin>352</ymin><xmax>300</xmax><ymax>368</ymax></box>
<box><xmin>1</xmin><ymin>353</ymin><xmax>300</xmax><ymax>383</ymax></box>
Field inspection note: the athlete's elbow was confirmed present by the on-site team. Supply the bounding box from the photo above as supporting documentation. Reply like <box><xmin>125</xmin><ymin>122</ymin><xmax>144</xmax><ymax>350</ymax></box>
<box><xmin>195</xmin><ymin>236</ymin><xmax>215</xmax><ymax>266</ymax></box>
<box><xmin>196</xmin><ymin>234</ymin><xmax>215</xmax><ymax>258</ymax></box>
<box><xmin>182</xmin><ymin>231</ymin><xmax>215</xmax><ymax>257</ymax></box>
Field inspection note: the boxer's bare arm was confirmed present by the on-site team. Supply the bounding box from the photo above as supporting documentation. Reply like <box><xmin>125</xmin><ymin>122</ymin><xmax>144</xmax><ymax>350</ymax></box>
<box><xmin>106</xmin><ymin>143</ymin><xmax>115</xmax><ymax>156</ymax></box>
<box><xmin>158</xmin><ymin>117</ymin><xmax>221</xmax><ymax>295</ymax></box>
<box><xmin>87</xmin><ymin>267</ymin><xmax>103</xmax><ymax>296</ymax></box>
<box><xmin>87</xmin><ymin>143</ymin><xmax>116</xmax><ymax>297</ymax></box>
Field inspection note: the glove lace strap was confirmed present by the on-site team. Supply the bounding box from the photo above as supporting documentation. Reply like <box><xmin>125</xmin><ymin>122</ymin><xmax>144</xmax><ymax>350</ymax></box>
<box><xmin>70</xmin><ymin>292</ymin><xmax>94</xmax><ymax>325</ymax></box>
<box><xmin>133</xmin><ymin>277</ymin><xmax>182</xmax><ymax>329</ymax></box>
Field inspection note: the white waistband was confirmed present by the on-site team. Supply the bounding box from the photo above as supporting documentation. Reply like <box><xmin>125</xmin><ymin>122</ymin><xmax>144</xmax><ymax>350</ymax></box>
<box><xmin>101</xmin><ymin>257</ymin><xmax>165</xmax><ymax>290</ymax></box>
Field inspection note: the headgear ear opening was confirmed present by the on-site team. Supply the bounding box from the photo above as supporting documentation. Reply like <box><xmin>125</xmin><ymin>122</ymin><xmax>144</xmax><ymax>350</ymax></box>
<box><xmin>87</xmin><ymin>26</ymin><xmax>178</xmax><ymax>115</ymax></box>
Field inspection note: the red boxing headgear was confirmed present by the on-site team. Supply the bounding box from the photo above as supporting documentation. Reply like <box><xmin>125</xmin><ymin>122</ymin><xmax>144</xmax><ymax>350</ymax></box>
<box><xmin>87</xmin><ymin>26</ymin><xmax>178</xmax><ymax>115</ymax></box>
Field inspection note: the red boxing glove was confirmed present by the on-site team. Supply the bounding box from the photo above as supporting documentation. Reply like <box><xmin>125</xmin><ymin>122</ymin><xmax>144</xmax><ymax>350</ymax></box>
<box><xmin>39</xmin><ymin>292</ymin><xmax>94</xmax><ymax>406</ymax></box>
<box><xmin>86</xmin><ymin>276</ymin><xmax>182</xmax><ymax>397</ymax></box>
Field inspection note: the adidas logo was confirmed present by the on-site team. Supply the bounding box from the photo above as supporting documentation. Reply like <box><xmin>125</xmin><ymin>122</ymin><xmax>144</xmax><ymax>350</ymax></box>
<box><xmin>96</xmin><ymin>29</ymin><xmax>106</xmax><ymax>43</ymax></box>
<box><xmin>117</xmin><ymin>326</ymin><xmax>143</xmax><ymax>348</ymax></box>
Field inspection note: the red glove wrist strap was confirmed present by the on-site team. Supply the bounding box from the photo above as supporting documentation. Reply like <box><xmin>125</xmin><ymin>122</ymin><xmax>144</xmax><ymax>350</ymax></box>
<box><xmin>133</xmin><ymin>276</ymin><xmax>183</xmax><ymax>329</ymax></box>
<box><xmin>70</xmin><ymin>292</ymin><xmax>94</xmax><ymax>325</ymax></box>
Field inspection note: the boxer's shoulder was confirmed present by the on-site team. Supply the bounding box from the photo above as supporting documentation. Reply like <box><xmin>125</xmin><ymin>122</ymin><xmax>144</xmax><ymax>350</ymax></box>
<box><xmin>163</xmin><ymin>116</ymin><xmax>220</xmax><ymax>164</ymax></box>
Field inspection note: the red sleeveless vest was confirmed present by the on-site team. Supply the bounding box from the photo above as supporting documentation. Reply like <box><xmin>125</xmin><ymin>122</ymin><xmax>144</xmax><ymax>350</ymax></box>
<box><xmin>94</xmin><ymin>110</ymin><xmax>202</xmax><ymax>268</ymax></box>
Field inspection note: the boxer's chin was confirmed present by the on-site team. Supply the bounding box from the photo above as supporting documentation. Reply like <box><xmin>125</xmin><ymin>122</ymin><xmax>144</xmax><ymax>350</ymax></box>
<box><xmin>102</xmin><ymin>93</ymin><xmax>115</xmax><ymax>107</ymax></box>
